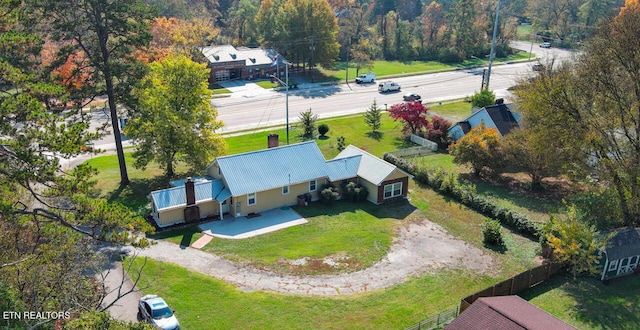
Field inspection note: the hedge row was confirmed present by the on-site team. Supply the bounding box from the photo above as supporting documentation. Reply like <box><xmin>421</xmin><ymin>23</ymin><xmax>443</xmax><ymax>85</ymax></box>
<box><xmin>384</xmin><ymin>153</ymin><xmax>541</xmax><ymax>239</ymax></box>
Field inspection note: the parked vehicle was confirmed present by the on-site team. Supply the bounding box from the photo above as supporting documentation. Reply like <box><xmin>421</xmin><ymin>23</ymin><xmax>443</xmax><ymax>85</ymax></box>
<box><xmin>532</xmin><ymin>63</ymin><xmax>545</xmax><ymax>71</ymax></box>
<box><xmin>378</xmin><ymin>81</ymin><xmax>401</xmax><ymax>92</ymax></box>
<box><xmin>355</xmin><ymin>72</ymin><xmax>376</xmax><ymax>84</ymax></box>
<box><xmin>138</xmin><ymin>295</ymin><xmax>180</xmax><ymax>330</ymax></box>
<box><xmin>403</xmin><ymin>93</ymin><xmax>422</xmax><ymax>102</ymax></box>
<box><xmin>539</xmin><ymin>42</ymin><xmax>551</xmax><ymax>48</ymax></box>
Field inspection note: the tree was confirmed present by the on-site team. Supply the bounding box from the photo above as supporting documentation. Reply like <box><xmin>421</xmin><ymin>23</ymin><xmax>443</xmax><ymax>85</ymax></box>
<box><xmin>544</xmin><ymin>207</ymin><xmax>603</xmax><ymax>279</ymax></box>
<box><xmin>125</xmin><ymin>55</ymin><xmax>227</xmax><ymax>177</ymax></box>
<box><xmin>364</xmin><ymin>99</ymin><xmax>383</xmax><ymax>132</ymax></box>
<box><xmin>1</xmin><ymin>2</ymin><xmax>152</xmax><ymax>327</ymax></box>
<box><xmin>470</xmin><ymin>89</ymin><xmax>495</xmax><ymax>108</ymax></box>
<box><xmin>34</xmin><ymin>0</ymin><xmax>155</xmax><ymax>185</ymax></box>
<box><xmin>318</xmin><ymin>123</ymin><xmax>329</xmax><ymax>137</ymax></box>
<box><xmin>388</xmin><ymin>101</ymin><xmax>430</xmax><ymax>135</ymax></box>
<box><xmin>500</xmin><ymin>128</ymin><xmax>563</xmax><ymax>190</ymax></box>
<box><xmin>448</xmin><ymin>123</ymin><xmax>502</xmax><ymax>176</ymax></box>
<box><xmin>256</xmin><ymin>0</ymin><xmax>339</xmax><ymax>70</ymax></box>
<box><xmin>298</xmin><ymin>109</ymin><xmax>318</xmax><ymax>138</ymax></box>
<box><xmin>425</xmin><ymin>115</ymin><xmax>452</xmax><ymax>149</ymax></box>
<box><xmin>514</xmin><ymin>2</ymin><xmax>640</xmax><ymax>226</ymax></box>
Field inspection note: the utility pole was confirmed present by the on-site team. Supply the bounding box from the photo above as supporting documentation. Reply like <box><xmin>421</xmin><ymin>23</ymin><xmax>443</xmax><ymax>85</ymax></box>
<box><xmin>270</xmin><ymin>62</ymin><xmax>290</xmax><ymax>145</ymax></box>
<box><xmin>485</xmin><ymin>0</ymin><xmax>501</xmax><ymax>90</ymax></box>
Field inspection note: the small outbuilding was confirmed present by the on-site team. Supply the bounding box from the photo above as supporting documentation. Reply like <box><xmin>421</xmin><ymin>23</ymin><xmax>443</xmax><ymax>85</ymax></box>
<box><xmin>599</xmin><ymin>227</ymin><xmax>640</xmax><ymax>282</ymax></box>
<box><xmin>445</xmin><ymin>295</ymin><xmax>576</xmax><ymax>330</ymax></box>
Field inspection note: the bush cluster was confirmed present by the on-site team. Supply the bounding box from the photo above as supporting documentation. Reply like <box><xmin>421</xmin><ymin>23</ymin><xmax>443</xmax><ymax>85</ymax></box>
<box><xmin>319</xmin><ymin>183</ymin><xmax>339</xmax><ymax>204</ymax></box>
<box><xmin>383</xmin><ymin>153</ymin><xmax>541</xmax><ymax>239</ymax></box>
<box><xmin>342</xmin><ymin>182</ymin><xmax>369</xmax><ymax>202</ymax></box>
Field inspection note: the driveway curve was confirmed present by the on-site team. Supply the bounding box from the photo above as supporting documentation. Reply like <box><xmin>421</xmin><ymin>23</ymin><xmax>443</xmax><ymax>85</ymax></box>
<box><xmin>136</xmin><ymin>219</ymin><xmax>494</xmax><ymax>296</ymax></box>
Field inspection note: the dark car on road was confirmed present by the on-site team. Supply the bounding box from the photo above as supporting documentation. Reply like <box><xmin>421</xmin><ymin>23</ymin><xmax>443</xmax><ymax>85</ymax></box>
<box><xmin>403</xmin><ymin>93</ymin><xmax>422</xmax><ymax>102</ymax></box>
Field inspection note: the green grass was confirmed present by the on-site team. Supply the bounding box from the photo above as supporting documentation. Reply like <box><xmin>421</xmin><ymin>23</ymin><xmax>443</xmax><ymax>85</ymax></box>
<box><xmin>404</xmin><ymin>152</ymin><xmax>564</xmax><ymax>223</ymax></box>
<box><xmin>202</xmin><ymin>201</ymin><xmax>403</xmax><ymax>275</ymax></box>
<box><xmin>517</xmin><ymin>24</ymin><xmax>534</xmax><ymax>41</ymax></box>
<box><xmin>521</xmin><ymin>273</ymin><xmax>640</xmax><ymax>329</ymax></box>
<box><xmin>148</xmin><ymin>225</ymin><xmax>204</xmax><ymax>247</ymax></box>
<box><xmin>226</xmin><ymin>112</ymin><xmax>412</xmax><ymax>159</ymax></box>
<box><xmin>131</xmin><ymin>258</ymin><xmax>496</xmax><ymax>330</ymax></box>
<box><xmin>429</xmin><ymin>101</ymin><xmax>473</xmax><ymax>122</ymax></box>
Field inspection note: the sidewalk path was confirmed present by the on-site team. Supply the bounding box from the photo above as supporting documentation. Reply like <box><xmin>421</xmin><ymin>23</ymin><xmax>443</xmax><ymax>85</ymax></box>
<box><xmin>136</xmin><ymin>219</ymin><xmax>494</xmax><ymax>296</ymax></box>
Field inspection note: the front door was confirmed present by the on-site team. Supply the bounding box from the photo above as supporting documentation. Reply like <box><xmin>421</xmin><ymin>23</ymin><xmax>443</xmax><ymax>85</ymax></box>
<box><xmin>235</xmin><ymin>201</ymin><xmax>242</xmax><ymax>216</ymax></box>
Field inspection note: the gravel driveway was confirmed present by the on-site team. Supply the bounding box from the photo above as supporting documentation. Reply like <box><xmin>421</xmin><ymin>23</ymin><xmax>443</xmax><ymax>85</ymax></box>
<box><xmin>136</xmin><ymin>218</ymin><xmax>494</xmax><ymax>295</ymax></box>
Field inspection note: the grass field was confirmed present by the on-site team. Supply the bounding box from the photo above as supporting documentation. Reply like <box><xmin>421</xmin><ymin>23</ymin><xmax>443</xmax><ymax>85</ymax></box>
<box><xmin>85</xmin><ymin>99</ymin><xmax>619</xmax><ymax>328</ymax></box>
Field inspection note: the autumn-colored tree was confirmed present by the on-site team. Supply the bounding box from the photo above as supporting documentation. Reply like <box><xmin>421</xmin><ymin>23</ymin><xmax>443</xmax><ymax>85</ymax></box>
<box><xmin>388</xmin><ymin>101</ymin><xmax>430</xmax><ymax>135</ymax></box>
<box><xmin>1</xmin><ymin>2</ymin><xmax>152</xmax><ymax>327</ymax></box>
<box><xmin>514</xmin><ymin>2</ymin><xmax>640</xmax><ymax>226</ymax></box>
<box><xmin>544</xmin><ymin>207</ymin><xmax>603</xmax><ymax>279</ymax></box>
<box><xmin>256</xmin><ymin>0</ymin><xmax>339</xmax><ymax>70</ymax></box>
<box><xmin>448</xmin><ymin>123</ymin><xmax>501</xmax><ymax>176</ymax></box>
<box><xmin>425</xmin><ymin>115</ymin><xmax>452</xmax><ymax>149</ymax></box>
<box><xmin>34</xmin><ymin>0</ymin><xmax>155</xmax><ymax>185</ymax></box>
<box><xmin>500</xmin><ymin>128</ymin><xmax>563</xmax><ymax>190</ymax></box>
<box><xmin>126</xmin><ymin>55</ymin><xmax>227</xmax><ymax>177</ymax></box>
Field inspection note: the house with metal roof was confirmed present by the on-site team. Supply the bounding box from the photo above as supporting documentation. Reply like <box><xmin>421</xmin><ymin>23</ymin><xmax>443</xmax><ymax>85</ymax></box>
<box><xmin>599</xmin><ymin>227</ymin><xmax>640</xmax><ymax>282</ymax></box>
<box><xmin>149</xmin><ymin>141</ymin><xmax>410</xmax><ymax>228</ymax></box>
<box><xmin>200</xmin><ymin>45</ymin><xmax>283</xmax><ymax>82</ymax></box>
<box><xmin>448</xmin><ymin>103</ymin><xmax>522</xmax><ymax>141</ymax></box>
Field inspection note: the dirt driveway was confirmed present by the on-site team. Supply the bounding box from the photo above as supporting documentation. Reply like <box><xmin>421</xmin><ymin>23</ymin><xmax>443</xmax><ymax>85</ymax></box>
<box><xmin>136</xmin><ymin>218</ymin><xmax>494</xmax><ymax>295</ymax></box>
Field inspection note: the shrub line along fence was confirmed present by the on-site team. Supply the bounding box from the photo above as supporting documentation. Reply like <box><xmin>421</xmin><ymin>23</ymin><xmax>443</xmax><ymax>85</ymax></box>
<box><xmin>389</xmin><ymin>150</ymin><xmax>563</xmax><ymax>329</ymax></box>
<box><xmin>383</xmin><ymin>153</ymin><xmax>542</xmax><ymax>239</ymax></box>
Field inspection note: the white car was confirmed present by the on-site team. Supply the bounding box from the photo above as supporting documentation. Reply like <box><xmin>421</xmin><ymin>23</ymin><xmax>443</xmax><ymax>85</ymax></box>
<box><xmin>539</xmin><ymin>42</ymin><xmax>551</xmax><ymax>48</ymax></box>
<box><xmin>378</xmin><ymin>81</ymin><xmax>401</xmax><ymax>92</ymax></box>
<box><xmin>138</xmin><ymin>295</ymin><xmax>180</xmax><ymax>330</ymax></box>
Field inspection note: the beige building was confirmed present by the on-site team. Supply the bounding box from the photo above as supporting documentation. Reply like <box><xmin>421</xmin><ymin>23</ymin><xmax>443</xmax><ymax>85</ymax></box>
<box><xmin>149</xmin><ymin>141</ymin><xmax>411</xmax><ymax>228</ymax></box>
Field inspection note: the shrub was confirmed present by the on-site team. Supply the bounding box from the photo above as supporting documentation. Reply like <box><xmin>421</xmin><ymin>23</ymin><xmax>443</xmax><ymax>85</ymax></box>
<box><xmin>319</xmin><ymin>183</ymin><xmax>339</xmax><ymax>204</ymax></box>
<box><xmin>425</xmin><ymin>115</ymin><xmax>452</xmax><ymax>149</ymax></box>
<box><xmin>337</xmin><ymin>136</ymin><xmax>346</xmax><ymax>151</ymax></box>
<box><xmin>318</xmin><ymin>123</ymin><xmax>329</xmax><ymax>137</ymax></box>
<box><xmin>470</xmin><ymin>89</ymin><xmax>495</xmax><ymax>108</ymax></box>
<box><xmin>343</xmin><ymin>182</ymin><xmax>369</xmax><ymax>202</ymax></box>
<box><xmin>481</xmin><ymin>218</ymin><xmax>505</xmax><ymax>246</ymax></box>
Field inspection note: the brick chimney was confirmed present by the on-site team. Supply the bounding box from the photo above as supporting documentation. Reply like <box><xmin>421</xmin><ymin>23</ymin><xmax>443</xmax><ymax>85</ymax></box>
<box><xmin>185</xmin><ymin>177</ymin><xmax>195</xmax><ymax>205</ymax></box>
<box><xmin>268</xmin><ymin>133</ymin><xmax>279</xmax><ymax>148</ymax></box>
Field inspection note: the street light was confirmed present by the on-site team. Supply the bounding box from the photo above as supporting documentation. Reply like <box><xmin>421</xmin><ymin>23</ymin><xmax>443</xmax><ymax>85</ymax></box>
<box><xmin>270</xmin><ymin>61</ymin><xmax>291</xmax><ymax>145</ymax></box>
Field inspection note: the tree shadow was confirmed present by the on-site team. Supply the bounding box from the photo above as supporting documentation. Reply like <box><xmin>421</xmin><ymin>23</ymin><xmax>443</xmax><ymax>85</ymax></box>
<box><xmin>483</xmin><ymin>242</ymin><xmax>507</xmax><ymax>254</ymax></box>
<box><xmin>519</xmin><ymin>273</ymin><xmax>640</xmax><ymax>329</ymax></box>
<box><xmin>318</xmin><ymin>135</ymin><xmax>329</xmax><ymax>140</ymax></box>
<box><xmin>366</xmin><ymin>131</ymin><xmax>384</xmax><ymax>141</ymax></box>
<box><xmin>107</xmin><ymin>175</ymin><xmax>172</xmax><ymax>211</ymax></box>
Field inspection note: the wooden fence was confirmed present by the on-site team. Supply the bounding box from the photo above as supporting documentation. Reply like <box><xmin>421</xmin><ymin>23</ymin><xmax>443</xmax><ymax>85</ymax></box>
<box><xmin>459</xmin><ymin>262</ymin><xmax>562</xmax><ymax>313</ymax></box>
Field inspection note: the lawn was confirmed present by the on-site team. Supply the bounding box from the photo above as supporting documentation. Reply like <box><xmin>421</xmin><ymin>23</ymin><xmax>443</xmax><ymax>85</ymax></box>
<box><xmin>201</xmin><ymin>201</ymin><xmax>401</xmax><ymax>275</ymax></box>
<box><xmin>316</xmin><ymin>53</ymin><xmax>531</xmax><ymax>83</ymax></box>
<box><xmin>131</xmin><ymin>258</ymin><xmax>496</xmax><ymax>330</ymax></box>
<box><xmin>522</xmin><ymin>273</ymin><xmax>640</xmax><ymax>329</ymax></box>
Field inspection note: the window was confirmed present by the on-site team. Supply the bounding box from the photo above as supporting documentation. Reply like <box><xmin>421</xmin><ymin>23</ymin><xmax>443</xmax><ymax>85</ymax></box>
<box><xmin>282</xmin><ymin>186</ymin><xmax>290</xmax><ymax>195</ymax></box>
<box><xmin>309</xmin><ymin>180</ymin><xmax>317</xmax><ymax>192</ymax></box>
<box><xmin>608</xmin><ymin>259</ymin><xmax>618</xmax><ymax>272</ymax></box>
<box><xmin>384</xmin><ymin>182</ymin><xmax>403</xmax><ymax>199</ymax></box>
<box><xmin>247</xmin><ymin>192</ymin><xmax>256</xmax><ymax>206</ymax></box>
